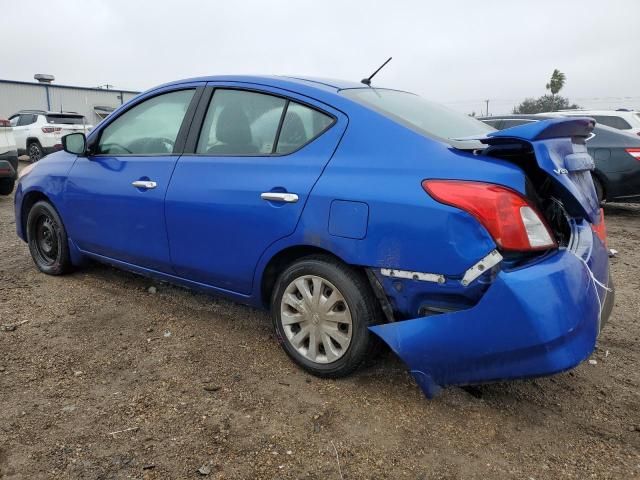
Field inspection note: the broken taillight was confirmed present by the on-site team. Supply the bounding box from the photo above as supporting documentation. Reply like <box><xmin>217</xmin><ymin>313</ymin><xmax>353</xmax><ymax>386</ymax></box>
<box><xmin>422</xmin><ymin>180</ymin><xmax>557</xmax><ymax>251</ymax></box>
<box><xmin>591</xmin><ymin>208</ymin><xmax>607</xmax><ymax>246</ymax></box>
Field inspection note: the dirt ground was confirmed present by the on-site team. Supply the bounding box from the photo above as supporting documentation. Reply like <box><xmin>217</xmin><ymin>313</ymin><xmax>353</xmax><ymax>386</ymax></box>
<box><xmin>0</xmin><ymin>173</ymin><xmax>639</xmax><ymax>480</ymax></box>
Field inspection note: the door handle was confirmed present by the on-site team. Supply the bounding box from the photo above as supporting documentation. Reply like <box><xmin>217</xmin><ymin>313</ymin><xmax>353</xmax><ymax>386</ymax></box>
<box><xmin>261</xmin><ymin>192</ymin><xmax>299</xmax><ymax>203</ymax></box>
<box><xmin>132</xmin><ymin>180</ymin><xmax>157</xmax><ymax>190</ymax></box>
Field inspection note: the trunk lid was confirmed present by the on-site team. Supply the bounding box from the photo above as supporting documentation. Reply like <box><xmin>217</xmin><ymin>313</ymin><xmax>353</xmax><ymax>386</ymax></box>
<box><xmin>467</xmin><ymin>117</ymin><xmax>600</xmax><ymax>223</ymax></box>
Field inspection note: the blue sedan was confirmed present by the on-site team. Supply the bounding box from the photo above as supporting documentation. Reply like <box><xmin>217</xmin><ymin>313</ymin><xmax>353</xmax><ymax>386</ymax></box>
<box><xmin>14</xmin><ymin>76</ymin><xmax>614</xmax><ymax>398</ymax></box>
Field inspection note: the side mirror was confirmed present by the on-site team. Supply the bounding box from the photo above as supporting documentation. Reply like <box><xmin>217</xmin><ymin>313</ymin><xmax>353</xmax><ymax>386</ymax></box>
<box><xmin>62</xmin><ymin>132</ymin><xmax>86</xmax><ymax>155</ymax></box>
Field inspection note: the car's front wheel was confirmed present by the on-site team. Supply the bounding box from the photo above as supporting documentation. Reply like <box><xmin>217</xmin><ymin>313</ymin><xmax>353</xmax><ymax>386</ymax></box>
<box><xmin>271</xmin><ymin>256</ymin><xmax>381</xmax><ymax>378</ymax></box>
<box><xmin>26</xmin><ymin>200</ymin><xmax>71</xmax><ymax>275</ymax></box>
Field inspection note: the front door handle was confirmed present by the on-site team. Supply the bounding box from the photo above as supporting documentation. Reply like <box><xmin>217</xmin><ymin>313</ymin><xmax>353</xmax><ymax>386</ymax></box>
<box><xmin>261</xmin><ymin>192</ymin><xmax>299</xmax><ymax>203</ymax></box>
<box><xmin>132</xmin><ymin>180</ymin><xmax>157</xmax><ymax>190</ymax></box>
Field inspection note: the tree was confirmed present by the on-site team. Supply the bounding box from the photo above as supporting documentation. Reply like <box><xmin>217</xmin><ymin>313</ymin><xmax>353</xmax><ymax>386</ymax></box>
<box><xmin>513</xmin><ymin>69</ymin><xmax>579</xmax><ymax>113</ymax></box>
<box><xmin>545</xmin><ymin>69</ymin><xmax>566</xmax><ymax>96</ymax></box>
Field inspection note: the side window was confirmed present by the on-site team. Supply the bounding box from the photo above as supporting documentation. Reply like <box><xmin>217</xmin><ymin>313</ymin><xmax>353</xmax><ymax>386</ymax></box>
<box><xmin>275</xmin><ymin>102</ymin><xmax>333</xmax><ymax>154</ymax></box>
<box><xmin>592</xmin><ymin>115</ymin><xmax>632</xmax><ymax>130</ymax></box>
<box><xmin>9</xmin><ymin>116</ymin><xmax>19</xmax><ymax>127</ymax></box>
<box><xmin>17</xmin><ymin>114</ymin><xmax>37</xmax><ymax>126</ymax></box>
<box><xmin>502</xmin><ymin>119</ymin><xmax>536</xmax><ymax>128</ymax></box>
<box><xmin>97</xmin><ymin>89</ymin><xmax>195</xmax><ymax>155</ymax></box>
<box><xmin>482</xmin><ymin>119</ymin><xmax>503</xmax><ymax>129</ymax></box>
<box><xmin>197</xmin><ymin>89</ymin><xmax>286</xmax><ymax>155</ymax></box>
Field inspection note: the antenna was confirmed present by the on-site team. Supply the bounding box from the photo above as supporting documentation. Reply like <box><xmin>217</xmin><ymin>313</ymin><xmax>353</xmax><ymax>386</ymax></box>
<box><xmin>361</xmin><ymin>57</ymin><xmax>392</xmax><ymax>86</ymax></box>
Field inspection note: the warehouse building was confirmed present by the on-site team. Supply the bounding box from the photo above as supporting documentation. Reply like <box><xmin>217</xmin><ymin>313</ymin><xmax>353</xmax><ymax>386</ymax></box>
<box><xmin>0</xmin><ymin>75</ymin><xmax>140</xmax><ymax>125</ymax></box>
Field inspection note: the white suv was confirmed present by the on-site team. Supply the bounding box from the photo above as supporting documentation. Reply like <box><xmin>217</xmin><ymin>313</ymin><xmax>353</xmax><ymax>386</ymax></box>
<box><xmin>8</xmin><ymin>110</ymin><xmax>93</xmax><ymax>162</ymax></box>
<box><xmin>0</xmin><ymin>117</ymin><xmax>18</xmax><ymax>195</ymax></box>
<box><xmin>541</xmin><ymin>109</ymin><xmax>640</xmax><ymax>136</ymax></box>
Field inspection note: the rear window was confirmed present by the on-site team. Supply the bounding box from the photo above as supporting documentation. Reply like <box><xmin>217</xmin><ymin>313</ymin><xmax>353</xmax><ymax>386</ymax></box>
<box><xmin>46</xmin><ymin>114</ymin><xmax>87</xmax><ymax>125</ymax></box>
<box><xmin>341</xmin><ymin>88</ymin><xmax>493</xmax><ymax>141</ymax></box>
<box><xmin>591</xmin><ymin>115</ymin><xmax>632</xmax><ymax>130</ymax></box>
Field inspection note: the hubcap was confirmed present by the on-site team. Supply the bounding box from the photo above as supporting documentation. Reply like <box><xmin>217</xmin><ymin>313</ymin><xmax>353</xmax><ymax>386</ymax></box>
<box><xmin>35</xmin><ymin>215</ymin><xmax>58</xmax><ymax>264</ymax></box>
<box><xmin>29</xmin><ymin>144</ymin><xmax>41</xmax><ymax>162</ymax></box>
<box><xmin>280</xmin><ymin>275</ymin><xmax>352</xmax><ymax>364</ymax></box>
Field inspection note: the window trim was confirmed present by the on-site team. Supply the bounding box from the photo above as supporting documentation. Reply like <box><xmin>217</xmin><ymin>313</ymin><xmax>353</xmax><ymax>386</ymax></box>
<box><xmin>183</xmin><ymin>85</ymin><xmax>337</xmax><ymax>158</ymax></box>
<box><xmin>87</xmin><ymin>86</ymin><xmax>204</xmax><ymax>157</ymax></box>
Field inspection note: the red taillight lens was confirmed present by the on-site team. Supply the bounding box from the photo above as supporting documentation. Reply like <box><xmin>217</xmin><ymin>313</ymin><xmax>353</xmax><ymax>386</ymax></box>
<box><xmin>591</xmin><ymin>208</ymin><xmax>607</xmax><ymax>246</ymax></box>
<box><xmin>0</xmin><ymin>119</ymin><xmax>10</xmax><ymax>127</ymax></box>
<box><xmin>422</xmin><ymin>180</ymin><xmax>557</xmax><ymax>251</ymax></box>
<box><xmin>41</xmin><ymin>126</ymin><xmax>62</xmax><ymax>133</ymax></box>
<box><xmin>626</xmin><ymin>148</ymin><xmax>640</xmax><ymax>161</ymax></box>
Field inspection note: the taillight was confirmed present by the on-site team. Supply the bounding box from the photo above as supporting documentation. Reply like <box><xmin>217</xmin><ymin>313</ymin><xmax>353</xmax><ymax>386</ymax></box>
<box><xmin>41</xmin><ymin>126</ymin><xmax>62</xmax><ymax>133</ymax></box>
<box><xmin>0</xmin><ymin>119</ymin><xmax>10</xmax><ymax>127</ymax></box>
<box><xmin>591</xmin><ymin>208</ymin><xmax>607</xmax><ymax>246</ymax></box>
<box><xmin>626</xmin><ymin>148</ymin><xmax>640</xmax><ymax>161</ymax></box>
<box><xmin>422</xmin><ymin>180</ymin><xmax>557</xmax><ymax>251</ymax></box>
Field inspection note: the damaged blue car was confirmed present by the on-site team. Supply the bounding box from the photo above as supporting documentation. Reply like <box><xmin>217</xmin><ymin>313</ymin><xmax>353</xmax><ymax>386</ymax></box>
<box><xmin>14</xmin><ymin>75</ymin><xmax>614</xmax><ymax>398</ymax></box>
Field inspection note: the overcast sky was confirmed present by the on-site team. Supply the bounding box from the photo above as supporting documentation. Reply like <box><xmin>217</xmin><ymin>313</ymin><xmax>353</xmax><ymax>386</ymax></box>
<box><xmin>2</xmin><ymin>0</ymin><xmax>639</xmax><ymax>114</ymax></box>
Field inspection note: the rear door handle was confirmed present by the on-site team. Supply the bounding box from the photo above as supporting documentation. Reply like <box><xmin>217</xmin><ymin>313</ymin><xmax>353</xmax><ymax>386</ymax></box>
<box><xmin>260</xmin><ymin>192</ymin><xmax>299</xmax><ymax>203</ymax></box>
<box><xmin>132</xmin><ymin>180</ymin><xmax>157</xmax><ymax>190</ymax></box>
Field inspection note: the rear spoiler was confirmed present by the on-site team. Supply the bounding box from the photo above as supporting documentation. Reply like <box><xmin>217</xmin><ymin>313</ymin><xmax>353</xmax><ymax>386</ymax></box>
<box><xmin>484</xmin><ymin>117</ymin><xmax>595</xmax><ymax>143</ymax></box>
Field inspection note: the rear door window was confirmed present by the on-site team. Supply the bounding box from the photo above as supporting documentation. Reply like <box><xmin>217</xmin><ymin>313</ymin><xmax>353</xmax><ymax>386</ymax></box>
<box><xmin>17</xmin><ymin>114</ymin><xmax>37</xmax><ymax>126</ymax></box>
<box><xmin>196</xmin><ymin>89</ymin><xmax>334</xmax><ymax>156</ymax></box>
<box><xmin>275</xmin><ymin>102</ymin><xmax>333</xmax><ymax>154</ymax></box>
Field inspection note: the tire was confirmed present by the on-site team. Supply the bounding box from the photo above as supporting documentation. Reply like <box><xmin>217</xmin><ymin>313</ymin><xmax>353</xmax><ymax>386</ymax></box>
<box><xmin>0</xmin><ymin>178</ymin><xmax>14</xmax><ymax>195</ymax></box>
<box><xmin>26</xmin><ymin>200</ymin><xmax>71</xmax><ymax>275</ymax></box>
<box><xmin>593</xmin><ymin>175</ymin><xmax>605</xmax><ymax>205</ymax></box>
<box><xmin>271</xmin><ymin>255</ymin><xmax>382</xmax><ymax>378</ymax></box>
<box><xmin>28</xmin><ymin>141</ymin><xmax>44</xmax><ymax>163</ymax></box>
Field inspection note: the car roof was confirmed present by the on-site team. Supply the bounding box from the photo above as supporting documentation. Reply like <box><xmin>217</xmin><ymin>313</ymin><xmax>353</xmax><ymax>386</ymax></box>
<box><xmin>17</xmin><ymin>109</ymin><xmax>83</xmax><ymax>116</ymax></box>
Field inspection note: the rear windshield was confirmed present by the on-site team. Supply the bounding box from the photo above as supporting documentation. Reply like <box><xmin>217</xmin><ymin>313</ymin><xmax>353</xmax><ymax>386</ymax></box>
<box><xmin>46</xmin><ymin>114</ymin><xmax>86</xmax><ymax>125</ymax></box>
<box><xmin>341</xmin><ymin>88</ymin><xmax>493</xmax><ymax>141</ymax></box>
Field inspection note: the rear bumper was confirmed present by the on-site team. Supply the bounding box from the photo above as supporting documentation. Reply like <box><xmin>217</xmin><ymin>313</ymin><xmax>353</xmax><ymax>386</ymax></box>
<box><xmin>370</xmin><ymin>223</ymin><xmax>613</xmax><ymax>398</ymax></box>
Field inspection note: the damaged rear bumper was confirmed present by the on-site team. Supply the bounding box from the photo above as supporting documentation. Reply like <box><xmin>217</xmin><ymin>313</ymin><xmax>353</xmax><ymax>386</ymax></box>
<box><xmin>370</xmin><ymin>228</ymin><xmax>613</xmax><ymax>398</ymax></box>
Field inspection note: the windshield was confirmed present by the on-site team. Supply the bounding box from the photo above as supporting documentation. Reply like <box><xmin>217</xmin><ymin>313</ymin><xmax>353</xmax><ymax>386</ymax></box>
<box><xmin>341</xmin><ymin>88</ymin><xmax>493</xmax><ymax>142</ymax></box>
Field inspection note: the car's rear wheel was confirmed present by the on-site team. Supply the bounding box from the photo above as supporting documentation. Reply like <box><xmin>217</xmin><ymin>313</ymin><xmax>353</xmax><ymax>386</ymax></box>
<box><xmin>0</xmin><ymin>178</ymin><xmax>14</xmax><ymax>195</ymax></box>
<box><xmin>271</xmin><ymin>255</ymin><xmax>381</xmax><ymax>378</ymax></box>
<box><xmin>26</xmin><ymin>200</ymin><xmax>71</xmax><ymax>275</ymax></box>
<box><xmin>28</xmin><ymin>141</ymin><xmax>44</xmax><ymax>162</ymax></box>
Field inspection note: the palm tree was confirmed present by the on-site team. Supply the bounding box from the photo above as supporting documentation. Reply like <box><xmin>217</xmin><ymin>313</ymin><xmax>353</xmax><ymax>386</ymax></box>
<box><xmin>546</xmin><ymin>69</ymin><xmax>566</xmax><ymax>111</ymax></box>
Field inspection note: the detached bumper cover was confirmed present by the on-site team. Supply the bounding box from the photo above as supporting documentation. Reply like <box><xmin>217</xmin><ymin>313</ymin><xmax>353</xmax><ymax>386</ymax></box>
<box><xmin>370</xmin><ymin>234</ymin><xmax>612</xmax><ymax>398</ymax></box>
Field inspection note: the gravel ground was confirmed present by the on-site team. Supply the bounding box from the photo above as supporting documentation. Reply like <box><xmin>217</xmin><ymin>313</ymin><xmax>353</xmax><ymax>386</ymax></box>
<box><xmin>1</xmin><ymin>174</ymin><xmax>639</xmax><ymax>479</ymax></box>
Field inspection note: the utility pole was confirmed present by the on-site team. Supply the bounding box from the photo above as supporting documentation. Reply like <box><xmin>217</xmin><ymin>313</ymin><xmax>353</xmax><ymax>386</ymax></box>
<box><xmin>485</xmin><ymin>99</ymin><xmax>490</xmax><ymax>117</ymax></box>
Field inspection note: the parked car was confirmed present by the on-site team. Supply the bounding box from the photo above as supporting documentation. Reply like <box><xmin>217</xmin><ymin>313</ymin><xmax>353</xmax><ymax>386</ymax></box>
<box><xmin>0</xmin><ymin>118</ymin><xmax>18</xmax><ymax>195</ymax></box>
<box><xmin>14</xmin><ymin>76</ymin><xmax>613</xmax><ymax>398</ymax></box>
<box><xmin>9</xmin><ymin>110</ymin><xmax>92</xmax><ymax>162</ymax></box>
<box><xmin>541</xmin><ymin>109</ymin><xmax>640</xmax><ymax>136</ymax></box>
<box><xmin>479</xmin><ymin>114</ymin><xmax>640</xmax><ymax>203</ymax></box>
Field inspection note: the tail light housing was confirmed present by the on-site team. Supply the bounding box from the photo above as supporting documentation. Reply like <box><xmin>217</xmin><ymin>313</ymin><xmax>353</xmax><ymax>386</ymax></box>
<box><xmin>42</xmin><ymin>126</ymin><xmax>62</xmax><ymax>133</ymax></box>
<box><xmin>626</xmin><ymin>148</ymin><xmax>640</xmax><ymax>161</ymax></box>
<box><xmin>422</xmin><ymin>180</ymin><xmax>557</xmax><ymax>251</ymax></box>
<box><xmin>0</xmin><ymin>119</ymin><xmax>10</xmax><ymax>127</ymax></box>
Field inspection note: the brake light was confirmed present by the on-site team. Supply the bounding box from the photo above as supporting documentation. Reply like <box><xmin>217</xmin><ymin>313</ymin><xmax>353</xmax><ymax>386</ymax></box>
<box><xmin>591</xmin><ymin>208</ymin><xmax>607</xmax><ymax>246</ymax></box>
<box><xmin>626</xmin><ymin>148</ymin><xmax>640</xmax><ymax>160</ymax></box>
<box><xmin>42</xmin><ymin>126</ymin><xmax>62</xmax><ymax>133</ymax></box>
<box><xmin>422</xmin><ymin>180</ymin><xmax>557</xmax><ymax>251</ymax></box>
<box><xmin>0</xmin><ymin>119</ymin><xmax>10</xmax><ymax>127</ymax></box>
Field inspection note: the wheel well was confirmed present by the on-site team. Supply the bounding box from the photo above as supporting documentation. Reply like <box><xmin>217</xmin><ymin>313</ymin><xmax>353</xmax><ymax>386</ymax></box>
<box><xmin>26</xmin><ymin>138</ymin><xmax>41</xmax><ymax>147</ymax></box>
<box><xmin>21</xmin><ymin>191</ymin><xmax>50</xmax><ymax>236</ymax></box>
<box><xmin>260</xmin><ymin>246</ymin><xmax>347</xmax><ymax>308</ymax></box>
